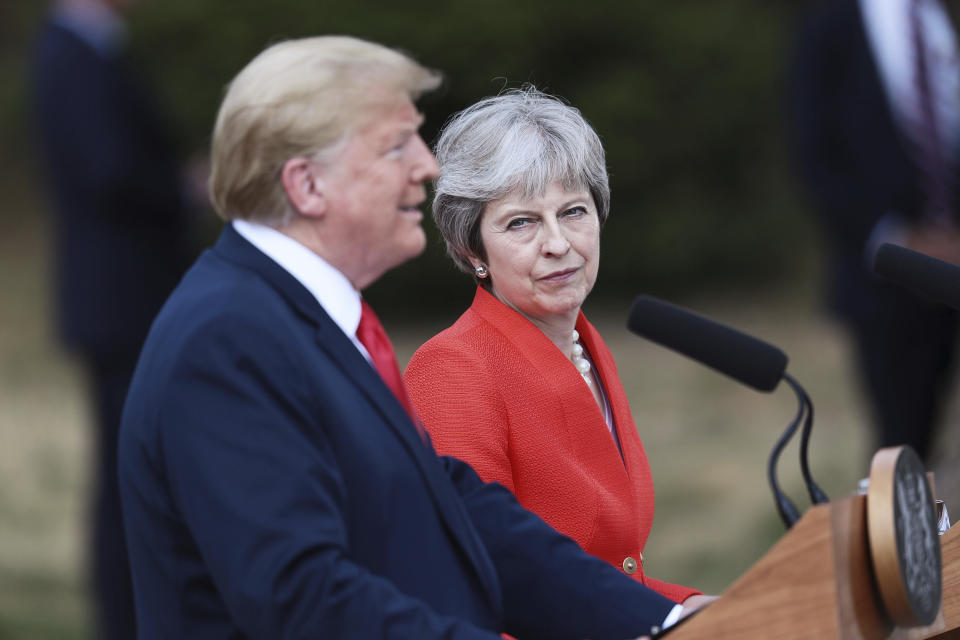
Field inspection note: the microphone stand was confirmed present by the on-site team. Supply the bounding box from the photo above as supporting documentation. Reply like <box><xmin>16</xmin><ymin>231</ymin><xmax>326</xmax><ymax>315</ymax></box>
<box><xmin>768</xmin><ymin>374</ymin><xmax>804</xmax><ymax>528</ymax></box>
<box><xmin>795</xmin><ymin>377</ymin><xmax>829</xmax><ymax>505</ymax></box>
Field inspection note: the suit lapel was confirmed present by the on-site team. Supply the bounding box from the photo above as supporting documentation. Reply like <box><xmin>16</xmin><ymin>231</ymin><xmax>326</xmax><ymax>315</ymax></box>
<box><xmin>577</xmin><ymin>316</ymin><xmax>642</xmax><ymax>477</ymax></box>
<box><xmin>212</xmin><ymin>226</ymin><xmax>503</xmax><ymax>612</ymax></box>
<box><xmin>310</xmin><ymin>302</ymin><xmax>504</xmax><ymax>616</ymax></box>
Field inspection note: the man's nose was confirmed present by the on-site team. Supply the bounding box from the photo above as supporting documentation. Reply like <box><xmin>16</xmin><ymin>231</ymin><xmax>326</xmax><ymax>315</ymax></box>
<box><xmin>411</xmin><ymin>135</ymin><xmax>440</xmax><ymax>182</ymax></box>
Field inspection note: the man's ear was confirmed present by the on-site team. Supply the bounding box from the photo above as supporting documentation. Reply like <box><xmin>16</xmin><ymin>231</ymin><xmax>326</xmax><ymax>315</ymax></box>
<box><xmin>281</xmin><ymin>157</ymin><xmax>326</xmax><ymax>218</ymax></box>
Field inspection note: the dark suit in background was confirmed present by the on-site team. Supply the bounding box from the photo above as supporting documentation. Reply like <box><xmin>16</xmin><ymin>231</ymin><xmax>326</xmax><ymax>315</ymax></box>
<box><xmin>30</xmin><ymin>3</ymin><xmax>193</xmax><ymax>637</ymax></box>
<box><xmin>789</xmin><ymin>0</ymin><xmax>959</xmax><ymax>462</ymax></box>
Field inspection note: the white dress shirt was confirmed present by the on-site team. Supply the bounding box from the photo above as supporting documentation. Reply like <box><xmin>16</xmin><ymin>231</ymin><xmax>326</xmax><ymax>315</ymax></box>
<box><xmin>860</xmin><ymin>0</ymin><xmax>960</xmax><ymax>155</ymax></box>
<box><xmin>859</xmin><ymin>0</ymin><xmax>960</xmax><ymax>258</ymax></box>
<box><xmin>232</xmin><ymin>219</ymin><xmax>372</xmax><ymax>364</ymax></box>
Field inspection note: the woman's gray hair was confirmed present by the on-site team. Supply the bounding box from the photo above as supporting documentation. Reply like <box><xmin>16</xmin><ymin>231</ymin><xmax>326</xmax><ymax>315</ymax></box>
<box><xmin>432</xmin><ymin>86</ymin><xmax>610</xmax><ymax>277</ymax></box>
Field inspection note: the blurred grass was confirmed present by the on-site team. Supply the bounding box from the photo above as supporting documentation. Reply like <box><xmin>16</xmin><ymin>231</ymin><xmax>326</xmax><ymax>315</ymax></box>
<box><xmin>1</xmin><ymin>187</ymin><xmax>958</xmax><ymax>637</ymax></box>
<box><xmin>0</xmin><ymin>190</ymin><xmax>91</xmax><ymax>638</ymax></box>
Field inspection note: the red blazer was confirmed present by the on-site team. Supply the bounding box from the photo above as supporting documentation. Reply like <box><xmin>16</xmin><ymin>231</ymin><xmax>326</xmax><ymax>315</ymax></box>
<box><xmin>405</xmin><ymin>286</ymin><xmax>700</xmax><ymax>603</ymax></box>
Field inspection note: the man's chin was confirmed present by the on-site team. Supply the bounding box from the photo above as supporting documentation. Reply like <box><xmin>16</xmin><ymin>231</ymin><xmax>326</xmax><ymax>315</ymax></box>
<box><xmin>399</xmin><ymin>235</ymin><xmax>428</xmax><ymax>265</ymax></box>
<box><xmin>362</xmin><ymin>236</ymin><xmax>427</xmax><ymax>289</ymax></box>
<box><xmin>404</xmin><ymin>228</ymin><xmax>428</xmax><ymax>259</ymax></box>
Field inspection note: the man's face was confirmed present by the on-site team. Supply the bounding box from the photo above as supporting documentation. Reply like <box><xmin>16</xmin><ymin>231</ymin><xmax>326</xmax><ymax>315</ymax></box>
<box><xmin>318</xmin><ymin>96</ymin><xmax>439</xmax><ymax>290</ymax></box>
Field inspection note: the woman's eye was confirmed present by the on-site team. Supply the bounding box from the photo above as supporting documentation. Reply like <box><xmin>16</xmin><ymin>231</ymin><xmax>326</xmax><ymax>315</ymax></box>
<box><xmin>506</xmin><ymin>218</ymin><xmax>532</xmax><ymax>229</ymax></box>
<box><xmin>563</xmin><ymin>206</ymin><xmax>587</xmax><ymax>218</ymax></box>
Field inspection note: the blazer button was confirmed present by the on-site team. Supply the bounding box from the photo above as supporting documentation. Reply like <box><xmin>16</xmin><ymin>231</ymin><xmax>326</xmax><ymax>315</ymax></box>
<box><xmin>622</xmin><ymin>556</ymin><xmax>638</xmax><ymax>574</ymax></box>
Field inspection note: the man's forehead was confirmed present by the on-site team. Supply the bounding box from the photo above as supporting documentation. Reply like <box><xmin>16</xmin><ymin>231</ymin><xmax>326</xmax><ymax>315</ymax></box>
<box><xmin>366</xmin><ymin>98</ymin><xmax>423</xmax><ymax>127</ymax></box>
<box><xmin>352</xmin><ymin>101</ymin><xmax>424</xmax><ymax>142</ymax></box>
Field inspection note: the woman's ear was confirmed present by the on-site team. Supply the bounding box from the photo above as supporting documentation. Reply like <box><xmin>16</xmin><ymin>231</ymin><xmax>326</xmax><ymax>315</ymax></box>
<box><xmin>280</xmin><ymin>157</ymin><xmax>326</xmax><ymax>218</ymax></box>
<box><xmin>468</xmin><ymin>255</ymin><xmax>489</xmax><ymax>279</ymax></box>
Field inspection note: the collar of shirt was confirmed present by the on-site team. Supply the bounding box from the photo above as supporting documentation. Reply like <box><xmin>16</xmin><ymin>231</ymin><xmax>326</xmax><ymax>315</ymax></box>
<box><xmin>232</xmin><ymin>219</ymin><xmax>371</xmax><ymax>362</ymax></box>
<box><xmin>50</xmin><ymin>2</ymin><xmax>127</xmax><ymax>58</ymax></box>
<box><xmin>859</xmin><ymin>0</ymin><xmax>912</xmax><ymax>108</ymax></box>
<box><xmin>860</xmin><ymin>0</ymin><xmax>960</xmax><ymax>146</ymax></box>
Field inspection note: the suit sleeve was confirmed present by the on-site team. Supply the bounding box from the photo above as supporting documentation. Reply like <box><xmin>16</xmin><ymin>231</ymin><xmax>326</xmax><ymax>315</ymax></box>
<box><xmin>405</xmin><ymin>341</ymin><xmax>515</xmax><ymax>492</ymax></box>
<box><xmin>441</xmin><ymin>456</ymin><xmax>676</xmax><ymax>639</ymax></box>
<box><xmin>146</xmin><ymin>318</ymin><xmax>500</xmax><ymax>640</ymax></box>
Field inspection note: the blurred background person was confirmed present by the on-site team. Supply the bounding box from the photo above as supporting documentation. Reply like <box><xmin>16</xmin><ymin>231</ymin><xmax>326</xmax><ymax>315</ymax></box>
<box><xmin>29</xmin><ymin>0</ymin><xmax>196</xmax><ymax>636</ymax></box>
<box><xmin>788</xmin><ymin>0</ymin><xmax>960</xmax><ymax>463</ymax></box>
<box><xmin>405</xmin><ymin>88</ymin><xmax>708</xmax><ymax>607</ymax></box>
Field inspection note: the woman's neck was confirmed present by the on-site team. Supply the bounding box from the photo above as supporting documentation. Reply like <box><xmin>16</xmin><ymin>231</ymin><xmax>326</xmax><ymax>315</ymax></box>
<box><xmin>530</xmin><ymin>315</ymin><xmax>580</xmax><ymax>357</ymax></box>
<box><xmin>490</xmin><ymin>294</ymin><xmax>578</xmax><ymax>356</ymax></box>
<box><xmin>484</xmin><ymin>286</ymin><xmax>581</xmax><ymax>356</ymax></box>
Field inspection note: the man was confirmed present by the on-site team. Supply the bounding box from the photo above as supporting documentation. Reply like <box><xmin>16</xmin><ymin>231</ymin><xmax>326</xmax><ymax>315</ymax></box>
<box><xmin>119</xmin><ymin>36</ymin><xmax>696</xmax><ymax>638</ymax></box>
<box><xmin>789</xmin><ymin>0</ymin><xmax>960</xmax><ymax>461</ymax></box>
<box><xmin>31</xmin><ymin>0</ymin><xmax>194</xmax><ymax>637</ymax></box>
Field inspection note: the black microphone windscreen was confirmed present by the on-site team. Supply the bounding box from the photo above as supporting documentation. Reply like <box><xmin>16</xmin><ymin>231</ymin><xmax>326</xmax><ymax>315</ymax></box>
<box><xmin>627</xmin><ymin>296</ymin><xmax>788</xmax><ymax>392</ymax></box>
<box><xmin>873</xmin><ymin>243</ymin><xmax>960</xmax><ymax>311</ymax></box>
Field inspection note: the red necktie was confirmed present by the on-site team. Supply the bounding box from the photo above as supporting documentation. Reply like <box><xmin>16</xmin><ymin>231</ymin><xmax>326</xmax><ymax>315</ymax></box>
<box><xmin>356</xmin><ymin>301</ymin><xmax>425</xmax><ymax>439</ymax></box>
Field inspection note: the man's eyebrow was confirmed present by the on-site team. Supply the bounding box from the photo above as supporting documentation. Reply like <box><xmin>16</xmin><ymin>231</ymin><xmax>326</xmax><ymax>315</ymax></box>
<box><xmin>393</xmin><ymin>115</ymin><xmax>425</xmax><ymax>141</ymax></box>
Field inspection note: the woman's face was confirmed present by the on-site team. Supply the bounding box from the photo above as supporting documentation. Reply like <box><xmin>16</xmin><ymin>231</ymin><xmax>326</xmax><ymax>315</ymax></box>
<box><xmin>476</xmin><ymin>181</ymin><xmax>601</xmax><ymax>326</ymax></box>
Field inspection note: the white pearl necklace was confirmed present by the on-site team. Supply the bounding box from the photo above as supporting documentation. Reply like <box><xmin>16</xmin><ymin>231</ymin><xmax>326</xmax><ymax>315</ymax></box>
<box><xmin>571</xmin><ymin>329</ymin><xmax>592</xmax><ymax>385</ymax></box>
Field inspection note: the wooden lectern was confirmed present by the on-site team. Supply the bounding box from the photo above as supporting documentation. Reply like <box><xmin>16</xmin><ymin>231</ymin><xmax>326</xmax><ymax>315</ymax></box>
<box><xmin>918</xmin><ymin>525</ymin><xmax>959</xmax><ymax>640</ymax></box>
<box><xmin>665</xmin><ymin>447</ymin><xmax>948</xmax><ymax>640</ymax></box>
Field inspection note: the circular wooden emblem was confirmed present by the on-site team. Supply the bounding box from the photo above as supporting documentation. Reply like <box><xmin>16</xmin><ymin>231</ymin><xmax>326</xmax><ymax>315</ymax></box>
<box><xmin>866</xmin><ymin>446</ymin><xmax>942</xmax><ymax>627</ymax></box>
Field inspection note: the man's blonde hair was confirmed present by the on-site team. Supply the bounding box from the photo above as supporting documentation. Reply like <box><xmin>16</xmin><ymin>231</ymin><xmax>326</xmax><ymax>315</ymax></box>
<box><xmin>209</xmin><ymin>36</ymin><xmax>442</xmax><ymax>226</ymax></box>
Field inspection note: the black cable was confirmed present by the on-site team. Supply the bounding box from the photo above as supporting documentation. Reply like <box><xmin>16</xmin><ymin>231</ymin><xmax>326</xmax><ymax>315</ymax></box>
<box><xmin>768</xmin><ymin>375</ymin><xmax>804</xmax><ymax>528</ymax></box>
<box><xmin>793</xmin><ymin>375</ymin><xmax>829</xmax><ymax>505</ymax></box>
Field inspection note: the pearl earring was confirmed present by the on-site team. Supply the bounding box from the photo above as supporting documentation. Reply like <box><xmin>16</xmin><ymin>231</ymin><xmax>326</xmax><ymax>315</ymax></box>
<box><xmin>475</xmin><ymin>264</ymin><xmax>488</xmax><ymax>279</ymax></box>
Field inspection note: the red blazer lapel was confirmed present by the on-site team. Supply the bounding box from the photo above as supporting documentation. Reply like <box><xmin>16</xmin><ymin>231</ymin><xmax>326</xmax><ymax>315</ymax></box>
<box><xmin>576</xmin><ymin>314</ymin><xmax>655</xmax><ymax>501</ymax></box>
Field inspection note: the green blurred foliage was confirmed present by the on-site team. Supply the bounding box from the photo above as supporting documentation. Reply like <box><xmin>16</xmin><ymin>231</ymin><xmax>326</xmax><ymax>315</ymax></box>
<box><xmin>3</xmin><ymin>0</ymin><xmax>813</xmax><ymax>312</ymax></box>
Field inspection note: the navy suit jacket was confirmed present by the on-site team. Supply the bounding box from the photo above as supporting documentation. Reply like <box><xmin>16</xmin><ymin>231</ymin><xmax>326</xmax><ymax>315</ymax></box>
<box><xmin>119</xmin><ymin>225</ymin><xmax>675</xmax><ymax>639</ymax></box>
<box><xmin>31</xmin><ymin>19</ymin><xmax>191</xmax><ymax>358</ymax></box>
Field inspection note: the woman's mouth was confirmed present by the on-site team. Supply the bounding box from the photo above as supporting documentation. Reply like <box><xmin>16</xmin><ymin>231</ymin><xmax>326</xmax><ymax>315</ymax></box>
<box><xmin>539</xmin><ymin>267</ymin><xmax>578</xmax><ymax>282</ymax></box>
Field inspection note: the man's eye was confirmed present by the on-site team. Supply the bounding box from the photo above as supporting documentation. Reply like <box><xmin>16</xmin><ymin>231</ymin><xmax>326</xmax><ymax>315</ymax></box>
<box><xmin>385</xmin><ymin>136</ymin><xmax>411</xmax><ymax>157</ymax></box>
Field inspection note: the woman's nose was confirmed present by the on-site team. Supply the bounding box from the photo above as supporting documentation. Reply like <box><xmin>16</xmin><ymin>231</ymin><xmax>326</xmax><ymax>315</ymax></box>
<box><xmin>541</xmin><ymin>221</ymin><xmax>571</xmax><ymax>256</ymax></box>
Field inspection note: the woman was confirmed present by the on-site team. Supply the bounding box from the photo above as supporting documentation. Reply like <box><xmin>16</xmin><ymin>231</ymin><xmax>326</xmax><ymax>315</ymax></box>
<box><xmin>404</xmin><ymin>87</ymin><xmax>703</xmax><ymax>605</ymax></box>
